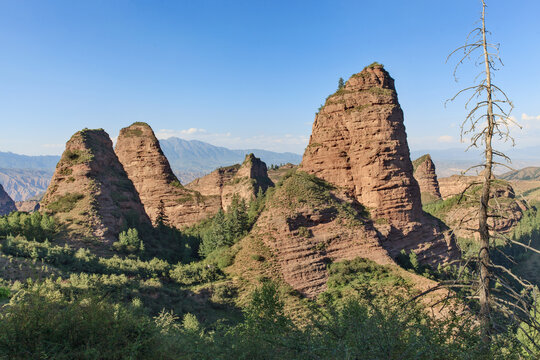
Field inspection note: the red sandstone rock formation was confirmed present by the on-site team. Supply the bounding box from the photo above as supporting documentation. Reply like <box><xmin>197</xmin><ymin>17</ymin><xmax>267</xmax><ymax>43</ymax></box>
<box><xmin>0</xmin><ymin>183</ymin><xmax>16</xmax><ymax>216</ymax></box>
<box><xmin>40</xmin><ymin>129</ymin><xmax>150</xmax><ymax>243</ymax></box>
<box><xmin>251</xmin><ymin>171</ymin><xmax>394</xmax><ymax>297</ymax></box>
<box><xmin>187</xmin><ymin>153</ymin><xmax>274</xmax><ymax>210</ymax></box>
<box><xmin>412</xmin><ymin>154</ymin><xmax>442</xmax><ymax>204</ymax></box>
<box><xmin>300</xmin><ymin>63</ymin><xmax>458</xmax><ymax>265</ymax></box>
<box><xmin>115</xmin><ymin>122</ymin><xmax>220</xmax><ymax>228</ymax></box>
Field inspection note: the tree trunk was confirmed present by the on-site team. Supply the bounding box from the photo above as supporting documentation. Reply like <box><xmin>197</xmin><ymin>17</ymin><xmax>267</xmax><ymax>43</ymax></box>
<box><xmin>479</xmin><ymin>0</ymin><xmax>493</xmax><ymax>343</ymax></box>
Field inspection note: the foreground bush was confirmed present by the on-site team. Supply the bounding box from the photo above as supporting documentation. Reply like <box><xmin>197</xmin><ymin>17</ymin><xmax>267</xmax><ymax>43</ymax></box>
<box><xmin>0</xmin><ymin>280</ymin><xmax>524</xmax><ymax>360</ymax></box>
<box><xmin>0</xmin><ymin>288</ymin><xmax>160</xmax><ymax>359</ymax></box>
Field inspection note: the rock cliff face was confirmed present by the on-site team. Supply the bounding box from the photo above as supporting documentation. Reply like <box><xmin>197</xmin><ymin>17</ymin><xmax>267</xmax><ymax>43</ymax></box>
<box><xmin>412</xmin><ymin>154</ymin><xmax>442</xmax><ymax>204</ymax></box>
<box><xmin>115</xmin><ymin>122</ymin><xmax>220</xmax><ymax>228</ymax></box>
<box><xmin>187</xmin><ymin>153</ymin><xmax>274</xmax><ymax>210</ymax></box>
<box><xmin>0</xmin><ymin>183</ymin><xmax>16</xmax><ymax>215</ymax></box>
<box><xmin>301</xmin><ymin>63</ymin><xmax>458</xmax><ymax>265</ymax></box>
<box><xmin>40</xmin><ymin>129</ymin><xmax>150</xmax><ymax>243</ymax></box>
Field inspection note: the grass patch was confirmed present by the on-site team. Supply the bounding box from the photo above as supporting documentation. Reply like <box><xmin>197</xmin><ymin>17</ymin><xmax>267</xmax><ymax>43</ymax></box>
<box><xmin>123</xmin><ymin>128</ymin><xmax>143</xmax><ymax>137</ymax></box>
<box><xmin>368</xmin><ymin>87</ymin><xmax>394</xmax><ymax>96</ymax></box>
<box><xmin>46</xmin><ymin>193</ymin><xmax>85</xmax><ymax>213</ymax></box>
<box><xmin>62</xmin><ymin>149</ymin><xmax>93</xmax><ymax>166</ymax></box>
<box><xmin>171</xmin><ymin>180</ymin><xmax>183</xmax><ymax>188</ymax></box>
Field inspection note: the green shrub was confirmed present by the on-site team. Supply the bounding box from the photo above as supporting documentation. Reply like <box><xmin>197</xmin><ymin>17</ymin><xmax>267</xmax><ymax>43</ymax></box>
<box><xmin>169</xmin><ymin>261</ymin><xmax>224</xmax><ymax>286</ymax></box>
<box><xmin>0</xmin><ymin>288</ymin><xmax>161</xmax><ymax>359</ymax></box>
<box><xmin>0</xmin><ymin>287</ymin><xmax>9</xmax><ymax>300</ymax></box>
<box><xmin>62</xmin><ymin>149</ymin><xmax>93</xmax><ymax>165</ymax></box>
<box><xmin>297</xmin><ymin>226</ymin><xmax>312</xmax><ymax>238</ymax></box>
<box><xmin>0</xmin><ymin>211</ymin><xmax>56</xmax><ymax>241</ymax></box>
<box><xmin>113</xmin><ymin>228</ymin><xmax>144</xmax><ymax>254</ymax></box>
<box><xmin>250</xmin><ymin>254</ymin><xmax>265</xmax><ymax>262</ymax></box>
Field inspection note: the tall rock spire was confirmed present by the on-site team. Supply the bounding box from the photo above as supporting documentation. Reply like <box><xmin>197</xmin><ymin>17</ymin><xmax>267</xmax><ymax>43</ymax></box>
<box><xmin>412</xmin><ymin>154</ymin><xmax>442</xmax><ymax>204</ymax></box>
<box><xmin>301</xmin><ymin>63</ymin><xmax>458</xmax><ymax>264</ymax></box>
<box><xmin>115</xmin><ymin>122</ymin><xmax>220</xmax><ymax>228</ymax></box>
<box><xmin>40</xmin><ymin>128</ymin><xmax>150</xmax><ymax>243</ymax></box>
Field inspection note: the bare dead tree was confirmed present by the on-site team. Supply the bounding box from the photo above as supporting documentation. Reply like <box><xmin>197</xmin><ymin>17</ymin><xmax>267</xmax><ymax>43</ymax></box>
<box><xmin>446</xmin><ymin>0</ymin><xmax>516</xmax><ymax>344</ymax></box>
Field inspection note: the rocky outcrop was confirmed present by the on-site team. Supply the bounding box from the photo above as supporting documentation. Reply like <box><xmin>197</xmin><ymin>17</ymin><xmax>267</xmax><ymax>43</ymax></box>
<box><xmin>40</xmin><ymin>129</ymin><xmax>150</xmax><ymax>243</ymax></box>
<box><xmin>438</xmin><ymin>175</ymin><xmax>480</xmax><ymax>200</ymax></box>
<box><xmin>15</xmin><ymin>200</ymin><xmax>40</xmax><ymax>213</ymax></box>
<box><xmin>187</xmin><ymin>153</ymin><xmax>274</xmax><ymax>210</ymax></box>
<box><xmin>436</xmin><ymin>176</ymin><xmax>527</xmax><ymax>239</ymax></box>
<box><xmin>300</xmin><ymin>63</ymin><xmax>458</xmax><ymax>265</ymax></box>
<box><xmin>115</xmin><ymin>122</ymin><xmax>220</xmax><ymax>228</ymax></box>
<box><xmin>251</xmin><ymin>171</ymin><xmax>394</xmax><ymax>298</ymax></box>
<box><xmin>0</xmin><ymin>183</ymin><xmax>16</xmax><ymax>215</ymax></box>
<box><xmin>412</xmin><ymin>154</ymin><xmax>442</xmax><ymax>204</ymax></box>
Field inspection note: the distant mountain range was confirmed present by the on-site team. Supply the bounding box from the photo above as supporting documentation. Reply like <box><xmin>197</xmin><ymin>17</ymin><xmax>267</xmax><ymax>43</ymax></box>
<box><xmin>159</xmin><ymin>137</ymin><xmax>302</xmax><ymax>182</ymax></box>
<box><xmin>500</xmin><ymin>167</ymin><xmax>540</xmax><ymax>181</ymax></box>
<box><xmin>410</xmin><ymin>146</ymin><xmax>540</xmax><ymax>178</ymax></box>
<box><xmin>0</xmin><ymin>168</ymin><xmax>53</xmax><ymax>201</ymax></box>
<box><xmin>0</xmin><ymin>137</ymin><xmax>302</xmax><ymax>200</ymax></box>
<box><xmin>2</xmin><ymin>140</ymin><xmax>539</xmax><ymax>201</ymax></box>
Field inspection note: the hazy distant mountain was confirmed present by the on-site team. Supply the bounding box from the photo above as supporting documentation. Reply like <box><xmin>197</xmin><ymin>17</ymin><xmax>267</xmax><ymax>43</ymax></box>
<box><xmin>0</xmin><ymin>139</ymin><xmax>302</xmax><ymax>199</ymax></box>
<box><xmin>500</xmin><ymin>167</ymin><xmax>540</xmax><ymax>181</ymax></box>
<box><xmin>0</xmin><ymin>152</ymin><xmax>60</xmax><ymax>169</ymax></box>
<box><xmin>410</xmin><ymin>147</ymin><xmax>540</xmax><ymax>178</ymax></box>
<box><xmin>0</xmin><ymin>168</ymin><xmax>53</xmax><ymax>201</ymax></box>
<box><xmin>159</xmin><ymin>137</ymin><xmax>302</xmax><ymax>182</ymax></box>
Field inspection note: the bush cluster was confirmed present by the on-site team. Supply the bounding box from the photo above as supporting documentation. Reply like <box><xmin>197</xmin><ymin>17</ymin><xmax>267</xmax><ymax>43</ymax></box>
<box><xmin>0</xmin><ymin>211</ymin><xmax>56</xmax><ymax>242</ymax></box>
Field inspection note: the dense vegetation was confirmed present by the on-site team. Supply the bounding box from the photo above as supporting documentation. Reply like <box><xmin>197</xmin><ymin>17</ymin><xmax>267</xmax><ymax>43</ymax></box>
<box><xmin>0</xmin><ymin>182</ymin><xmax>539</xmax><ymax>358</ymax></box>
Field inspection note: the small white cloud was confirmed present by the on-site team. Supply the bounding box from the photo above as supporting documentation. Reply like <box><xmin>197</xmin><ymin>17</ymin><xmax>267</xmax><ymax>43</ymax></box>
<box><xmin>437</xmin><ymin>135</ymin><xmax>454</xmax><ymax>143</ymax></box>
<box><xmin>181</xmin><ymin>128</ymin><xmax>206</xmax><ymax>135</ymax></box>
<box><xmin>155</xmin><ymin>128</ymin><xmax>207</xmax><ymax>139</ymax></box>
<box><xmin>521</xmin><ymin>113</ymin><xmax>540</xmax><ymax>121</ymax></box>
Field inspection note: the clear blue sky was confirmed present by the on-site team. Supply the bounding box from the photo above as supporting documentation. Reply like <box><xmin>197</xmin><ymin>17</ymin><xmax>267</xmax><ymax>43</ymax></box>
<box><xmin>0</xmin><ymin>0</ymin><xmax>539</xmax><ymax>155</ymax></box>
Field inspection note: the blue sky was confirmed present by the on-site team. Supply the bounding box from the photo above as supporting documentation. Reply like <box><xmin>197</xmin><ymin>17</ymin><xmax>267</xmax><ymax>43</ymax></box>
<box><xmin>0</xmin><ymin>0</ymin><xmax>539</xmax><ymax>155</ymax></box>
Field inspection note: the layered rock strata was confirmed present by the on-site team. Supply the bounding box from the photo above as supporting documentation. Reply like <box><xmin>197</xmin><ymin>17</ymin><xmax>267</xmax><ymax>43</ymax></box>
<box><xmin>412</xmin><ymin>154</ymin><xmax>442</xmax><ymax>204</ymax></box>
<box><xmin>252</xmin><ymin>171</ymin><xmax>394</xmax><ymax>298</ymax></box>
<box><xmin>300</xmin><ymin>63</ymin><xmax>458</xmax><ymax>265</ymax></box>
<box><xmin>0</xmin><ymin>183</ymin><xmax>16</xmax><ymax>215</ymax></box>
<box><xmin>115</xmin><ymin>122</ymin><xmax>220</xmax><ymax>228</ymax></box>
<box><xmin>40</xmin><ymin>129</ymin><xmax>150</xmax><ymax>243</ymax></box>
<box><xmin>187</xmin><ymin>153</ymin><xmax>274</xmax><ymax>210</ymax></box>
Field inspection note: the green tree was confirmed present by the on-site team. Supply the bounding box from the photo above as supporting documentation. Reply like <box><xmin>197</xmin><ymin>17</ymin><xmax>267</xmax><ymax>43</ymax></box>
<box><xmin>113</xmin><ymin>228</ymin><xmax>144</xmax><ymax>254</ymax></box>
<box><xmin>337</xmin><ymin>77</ymin><xmax>345</xmax><ymax>90</ymax></box>
<box><xmin>155</xmin><ymin>199</ymin><xmax>169</xmax><ymax>228</ymax></box>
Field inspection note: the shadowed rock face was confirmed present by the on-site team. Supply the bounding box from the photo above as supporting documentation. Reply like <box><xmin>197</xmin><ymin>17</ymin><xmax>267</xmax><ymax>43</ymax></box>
<box><xmin>412</xmin><ymin>154</ymin><xmax>442</xmax><ymax>204</ymax></box>
<box><xmin>115</xmin><ymin>122</ymin><xmax>220</xmax><ymax>228</ymax></box>
<box><xmin>40</xmin><ymin>129</ymin><xmax>150</xmax><ymax>244</ymax></box>
<box><xmin>187</xmin><ymin>153</ymin><xmax>274</xmax><ymax>210</ymax></box>
<box><xmin>301</xmin><ymin>64</ymin><xmax>459</xmax><ymax>265</ymax></box>
<box><xmin>0</xmin><ymin>183</ymin><xmax>16</xmax><ymax>215</ymax></box>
